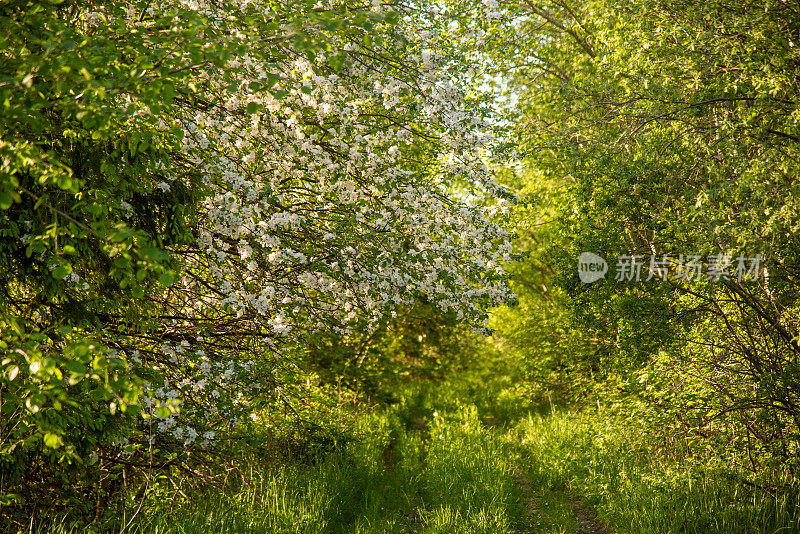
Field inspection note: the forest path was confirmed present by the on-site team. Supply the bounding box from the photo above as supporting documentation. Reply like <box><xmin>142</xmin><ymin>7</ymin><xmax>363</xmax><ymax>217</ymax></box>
<box><xmin>355</xmin><ymin>380</ymin><xmax>612</xmax><ymax>533</ymax></box>
<box><xmin>481</xmin><ymin>414</ymin><xmax>610</xmax><ymax>534</ymax></box>
<box><xmin>123</xmin><ymin>376</ymin><xmax>614</xmax><ymax>533</ymax></box>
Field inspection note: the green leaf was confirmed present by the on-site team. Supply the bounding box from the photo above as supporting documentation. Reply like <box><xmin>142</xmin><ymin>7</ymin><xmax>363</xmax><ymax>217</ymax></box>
<box><xmin>73</xmin><ymin>343</ymin><xmax>90</xmax><ymax>360</ymax></box>
<box><xmin>65</xmin><ymin>361</ymin><xmax>85</xmax><ymax>374</ymax></box>
<box><xmin>25</xmin><ymin>396</ymin><xmax>43</xmax><ymax>414</ymax></box>
<box><xmin>43</xmin><ymin>433</ymin><xmax>61</xmax><ymax>448</ymax></box>
<box><xmin>57</xmin><ymin>174</ymin><xmax>73</xmax><ymax>190</ymax></box>
<box><xmin>0</xmin><ymin>191</ymin><xmax>12</xmax><ymax>209</ymax></box>
<box><xmin>52</xmin><ymin>266</ymin><xmax>70</xmax><ymax>280</ymax></box>
<box><xmin>139</xmin><ymin>247</ymin><xmax>167</xmax><ymax>261</ymax></box>
<box><xmin>159</xmin><ymin>272</ymin><xmax>174</xmax><ymax>286</ymax></box>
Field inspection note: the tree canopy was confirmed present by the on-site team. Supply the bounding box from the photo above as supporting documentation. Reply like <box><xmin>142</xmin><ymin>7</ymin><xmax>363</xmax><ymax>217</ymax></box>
<box><xmin>3</xmin><ymin>0</ymin><xmax>800</xmax><ymax>527</ymax></box>
<box><xmin>486</xmin><ymin>0</ymin><xmax>800</xmax><ymax>472</ymax></box>
<box><xmin>0</xmin><ymin>0</ymin><xmax>515</xmax><ymax>517</ymax></box>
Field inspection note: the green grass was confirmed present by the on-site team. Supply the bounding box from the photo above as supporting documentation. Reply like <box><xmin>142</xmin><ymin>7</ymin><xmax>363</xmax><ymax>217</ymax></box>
<box><xmin>118</xmin><ymin>381</ymin><xmax>528</xmax><ymax>534</ymax></box>
<box><xmin>28</xmin><ymin>373</ymin><xmax>800</xmax><ymax>534</ymax></box>
<box><xmin>420</xmin><ymin>404</ymin><xmax>523</xmax><ymax>532</ymax></box>
<box><xmin>513</xmin><ymin>409</ymin><xmax>800</xmax><ymax>534</ymax></box>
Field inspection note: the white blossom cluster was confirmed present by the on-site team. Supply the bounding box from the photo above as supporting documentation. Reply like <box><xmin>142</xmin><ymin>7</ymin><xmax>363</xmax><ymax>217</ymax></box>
<box><xmin>116</xmin><ymin>0</ymin><xmax>516</xmax><ymax>446</ymax></box>
<box><xmin>137</xmin><ymin>339</ymin><xmax>269</xmax><ymax>443</ymax></box>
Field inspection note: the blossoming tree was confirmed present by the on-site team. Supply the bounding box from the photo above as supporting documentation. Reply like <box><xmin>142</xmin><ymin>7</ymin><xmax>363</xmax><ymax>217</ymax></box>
<box><xmin>0</xmin><ymin>0</ymin><xmax>513</xmax><ymax>514</ymax></box>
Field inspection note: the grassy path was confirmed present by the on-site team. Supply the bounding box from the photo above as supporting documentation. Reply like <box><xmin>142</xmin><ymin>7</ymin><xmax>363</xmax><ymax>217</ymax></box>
<box><xmin>127</xmin><ymin>377</ymin><xmax>610</xmax><ymax>533</ymax></box>
<box><xmin>35</xmin><ymin>369</ymin><xmax>800</xmax><ymax>533</ymax></box>
<box><xmin>99</xmin><ymin>372</ymin><xmax>798</xmax><ymax>534</ymax></box>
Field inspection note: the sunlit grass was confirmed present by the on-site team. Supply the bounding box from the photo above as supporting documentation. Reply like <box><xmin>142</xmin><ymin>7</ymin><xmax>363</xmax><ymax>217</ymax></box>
<box><xmin>30</xmin><ymin>374</ymin><xmax>800</xmax><ymax>534</ymax></box>
<box><xmin>118</xmin><ymin>381</ymin><xmax>532</xmax><ymax>534</ymax></box>
<box><xmin>514</xmin><ymin>410</ymin><xmax>800</xmax><ymax>534</ymax></box>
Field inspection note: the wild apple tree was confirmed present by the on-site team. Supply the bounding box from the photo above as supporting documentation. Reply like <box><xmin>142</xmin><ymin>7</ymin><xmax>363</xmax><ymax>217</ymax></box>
<box><xmin>0</xmin><ymin>0</ymin><xmax>514</xmax><ymax>515</ymax></box>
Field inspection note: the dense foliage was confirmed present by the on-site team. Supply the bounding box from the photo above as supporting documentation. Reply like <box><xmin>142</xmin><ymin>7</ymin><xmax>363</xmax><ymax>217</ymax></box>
<box><xmin>0</xmin><ymin>0</ymin><xmax>515</xmax><ymax>525</ymax></box>
<box><xmin>3</xmin><ymin>0</ymin><xmax>799</xmax><ymax>530</ymax></box>
<box><xmin>487</xmin><ymin>0</ymin><xmax>800</xmax><ymax>476</ymax></box>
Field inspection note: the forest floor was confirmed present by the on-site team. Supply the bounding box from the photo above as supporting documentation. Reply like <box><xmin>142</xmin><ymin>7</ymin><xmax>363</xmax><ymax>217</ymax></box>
<box><xmin>126</xmin><ymin>366</ymin><xmax>799</xmax><ymax>534</ymax></box>
<box><xmin>34</xmin><ymin>364</ymin><xmax>800</xmax><ymax>533</ymax></box>
<box><xmin>126</xmin><ymin>373</ymin><xmax>616</xmax><ymax>534</ymax></box>
<box><xmin>36</xmin><ymin>364</ymin><xmax>792</xmax><ymax>533</ymax></box>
